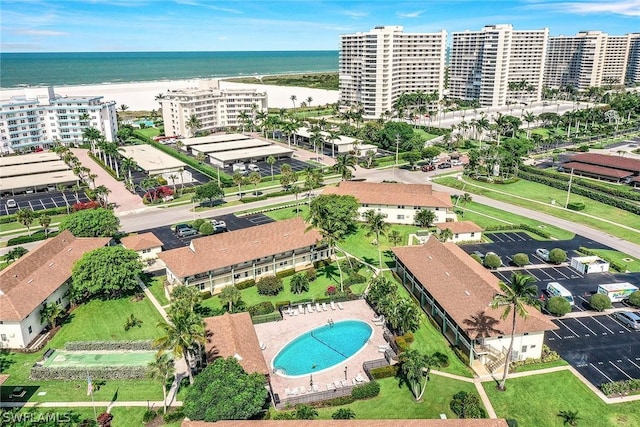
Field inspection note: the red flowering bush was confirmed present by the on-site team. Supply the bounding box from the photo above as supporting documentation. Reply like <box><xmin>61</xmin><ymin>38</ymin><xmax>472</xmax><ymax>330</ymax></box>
<box><xmin>72</xmin><ymin>200</ymin><xmax>101</xmax><ymax>211</ymax></box>
<box><xmin>326</xmin><ymin>286</ymin><xmax>337</xmax><ymax>296</ymax></box>
<box><xmin>144</xmin><ymin>186</ymin><xmax>174</xmax><ymax>203</ymax></box>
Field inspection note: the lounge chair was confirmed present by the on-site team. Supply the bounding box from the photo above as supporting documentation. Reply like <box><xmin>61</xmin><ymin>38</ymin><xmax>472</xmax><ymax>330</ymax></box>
<box><xmin>372</xmin><ymin>315</ymin><xmax>383</xmax><ymax>322</ymax></box>
<box><xmin>285</xmin><ymin>387</ymin><xmax>291</xmax><ymax>396</ymax></box>
<box><xmin>298</xmin><ymin>387</ymin><xmax>306</xmax><ymax>395</ymax></box>
<box><xmin>330</xmin><ymin>301</ymin><xmax>336</xmax><ymax>310</ymax></box>
<box><xmin>341</xmin><ymin>380</ymin><xmax>348</xmax><ymax>387</ymax></box>
<box><xmin>337</xmin><ymin>302</ymin><xmax>344</xmax><ymax>310</ymax></box>
<box><xmin>334</xmin><ymin>380</ymin><xmax>342</xmax><ymax>388</ymax></box>
<box><xmin>313</xmin><ymin>384</ymin><xmax>320</xmax><ymax>392</ymax></box>
<box><xmin>322</xmin><ymin>303</ymin><xmax>328</xmax><ymax>311</ymax></box>
<box><xmin>299</xmin><ymin>304</ymin><xmax>305</xmax><ymax>314</ymax></box>
<box><xmin>327</xmin><ymin>383</ymin><xmax>335</xmax><ymax>391</ymax></box>
<box><xmin>307</xmin><ymin>303</ymin><xmax>314</xmax><ymax>313</ymax></box>
<box><xmin>316</xmin><ymin>302</ymin><xmax>322</xmax><ymax>312</ymax></box>
<box><xmin>260</xmin><ymin>342</ymin><xmax>266</xmax><ymax>350</ymax></box>
<box><xmin>291</xmin><ymin>387</ymin><xmax>299</xmax><ymax>395</ymax></box>
<box><xmin>293</xmin><ymin>308</ymin><xmax>299</xmax><ymax>316</ymax></box>
<box><xmin>355</xmin><ymin>373</ymin><xmax>365</xmax><ymax>383</ymax></box>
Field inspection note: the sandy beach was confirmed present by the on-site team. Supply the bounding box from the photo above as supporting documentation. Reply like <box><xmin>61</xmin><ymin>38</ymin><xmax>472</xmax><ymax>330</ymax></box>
<box><xmin>0</xmin><ymin>78</ymin><xmax>339</xmax><ymax>112</ymax></box>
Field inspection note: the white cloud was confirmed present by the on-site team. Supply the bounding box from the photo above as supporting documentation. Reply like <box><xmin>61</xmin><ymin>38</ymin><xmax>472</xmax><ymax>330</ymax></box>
<box><xmin>396</xmin><ymin>10</ymin><xmax>424</xmax><ymax>19</ymax></box>
<box><xmin>526</xmin><ymin>0</ymin><xmax>640</xmax><ymax>17</ymax></box>
<box><xmin>342</xmin><ymin>10</ymin><xmax>368</xmax><ymax>18</ymax></box>
<box><xmin>14</xmin><ymin>28</ymin><xmax>68</xmax><ymax>36</ymax></box>
<box><xmin>174</xmin><ymin>0</ymin><xmax>242</xmax><ymax>14</ymax></box>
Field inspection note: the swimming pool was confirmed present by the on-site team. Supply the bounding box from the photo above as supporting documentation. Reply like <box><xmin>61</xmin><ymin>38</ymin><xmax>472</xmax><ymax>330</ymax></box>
<box><xmin>272</xmin><ymin>320</ymin><xmax>373</xmax><ymax>377</ymax></box>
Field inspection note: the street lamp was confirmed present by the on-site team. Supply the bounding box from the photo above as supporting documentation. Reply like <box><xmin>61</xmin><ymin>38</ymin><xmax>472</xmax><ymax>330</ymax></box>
<box><xmin>344</xmin><ymin>366</ymin><xmax>348</xmax><ymax>381</ymax></box>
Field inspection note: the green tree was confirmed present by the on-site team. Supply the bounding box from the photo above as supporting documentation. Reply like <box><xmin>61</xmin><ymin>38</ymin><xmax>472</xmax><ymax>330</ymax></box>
<box><xmin>199</xmin><ymin>222</ymin><xmax>214</xmax><ymax>235</ymax></box>
<box><xmin>483</xmin><ymin>253</ymin><xmax>502</xmax><ymax>269</ymax></box>
<box><xmin>450</xmin><ymin>391</ymin><xmax>487</xmax><ymax>418</ymax></box>
<box><xmin>400</xmin><ymin>349</ymin><xmax>436</xmax><ymax>401</ymax></box>
<box><xmin>438</xmin><ymin>228</ymin><xmax>454</xmax><ymax>242</ymax></box>
<box><xmin>266</xmin><ymin>156</ymin><xmax>277</xmax><ymax>181</ymax></box>
<box><xmin>308</xmin><ymin>194</ymin><xmax>359</xmax><ymax>292</ymax></box>
<box><xmin>414</xmin><ymin>209</ymin><xmax>436</xmax><ymax>228</ymax></box>
<box><xmin>421</xmin><ymin>146</ymin><xmax>441</xmax><ymax>160</ymax></box>
<box><xmin>147</xmin><ymin>352</ymin><xmax>175</xmax><ymax>414</ymax></box>
<box><xmin>182</xmin><ymin>357</ymin><xmax>268</xmax><ymax>422</ymax></box>
<box><xmin>247</xmin><ymin>171</ymin><xmax>262</xmax><ymax>196</ymax></box>
<box><xmin>558</xmin><ymin>410</ymin><xmax>581</xmax><ymax>426</ymax></box>
<box><xmin>169</xmin><ymin>285</ymin><xmax>202</xmax><ymax>316</ymax></box>
<box><xmin>402</xmin><ymin>150</ymin><xmax>421</xmax><ymax>170</ymax></box>
<box><xmin>193</xmin><ymin>181</ymin><xmax>224</xmax><ymax>207</ymax></box>
<box><xmin>120</xmin><ymin>157</ymin><xmax>138</xmax><ymax>189</ymax></box>
<box><xmin>219</xmin><ymin>285</ymin><xmax>241</xmax><ymax>312</ymax></box>
<box><xmin>289</xmin><ymin>273</ymin><xmax>310</xmax><ymax>294</ymax></box>
<box><xmin>512</xmin><ymin>253</ymin><xmax>530</xmax><ymax>267</ymax></box>
<box><xmin>16</xmin><ymin>208</ymin><xmax>34</xmax><ymax>233</ymax></box>
<box><xmin>388</xmin><ymin>230</ymin><xmax>403</xmax><ymax>246</ymax></box>
<box><xmin>363</xmin><ymin>209</ymin><xmax>390</xmax><ymax>270</ymax></box>
<box><xmin>4</xmin><ymin>246</ymin><xmax>28</xmax><ymax>263</ymax></box>
<box><xmin>124</xmin><ymin>313</ymin><xmax>143</xmax><ymax>330</ymax></box>
<box><xmin>154</xmin><ymin>310</ymin><xmax>205</xmax><ymax>385</ymax></box>
<box><xmin>71</xmin><ymin>246</ymin><xmax>143</xmax><ymax>302</ymax></box>
<box><xmin>60</xmin><ymin>208</ymin><xmax>120</xmax><ymax>237</ymax></box>
<box><xmin>332</xmin><ymin>408</ymin><xmax>356</xmax><ymax>419</ymax></box>
<box><xmin>589</xmin><ymin>293</ymin><xmax>611</xmax><ymax>312</ymax></box>
<box><xmin>388</xmin><ymin>298</ymin><xmax>420</xmax><ymax>335</ymax></box>
<box><xmin>549</xmin><ymin>248</ymin><xmax>567</xmax><ymax>264</ymax></box>
<box><xmin>294</xmin><ymin>405</ymin><xmax>318</xmax><ymax>420</ymax></box>
<box><xmin>186</xmin><ymin>114</ymin><xmax>202</xmax><ymax>137</ymax></box>
<box><xmin>232</xmin><ymin>172</ymin><xmax>246</xmax><ymax>198</ymax></box>
<box><xmin>40</xmin><ymin>302</ymin><xmax>63</xmax><ymax>329</ymax></box>
<box><xmin>196</xmin><ymin>152</ymin><xmax>206</xmax><ymax>164</ymax></box>
<box><xmin>490</xmin><ymin>273</ymin><xmax>540</xmax><ymax>391</ymax></box>
<box><xmin>333</xmin><ymin>153</ymin><xmax>357</xmax><ymax>180</ymax></box>
<box><xmin>628</xmin><ymin>290</ymin><xmax>640</xmax><ymax>307</ymax></box>
<box><xmin>547</xmin><ymin>296</ymin><xmax>572</xmax><ymax>316</ymax></box>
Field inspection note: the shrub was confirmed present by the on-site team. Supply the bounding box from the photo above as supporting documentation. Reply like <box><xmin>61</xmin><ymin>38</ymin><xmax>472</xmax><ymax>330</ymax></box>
<box><xmin>402</xmin><ymin>332</ymin><xmax>414</xmax><ymax>344</ymax></box>
<box><xmin>162</xmin><ymin>409</ymin><xmax>184</xmax><ymax>423</ymax></box>
<box><xmin>549</xmin><ymin>248</ymin><xmax>567</xmax><ymax>264</ymax></box>
<box><xmin>305</xmin><ymin>267</ymin><xmax>317</xmax><ymax>282</ymax></box>
<box><xmin>395</xmin><ymin>336</ymin><xmax>409</xmax><ymax>353</ymax></box>
<box><xmin>332</xmin><ymin>408</ymin><xmax>356</xmax><ymax>419</ymax></box>
<box><xmin>567</xmin><ymin>201</ymin><xmax>586</xmax><ymax>211</ymax></box>
<box><xmin>483</xmin><ymin>253</ymin><xmax>502</xmax><ymax>269</ymax></box>
<box><xmin>601</xmin><ymin>378</ymin><xmax>640</xmax><ymax>396</ymax></box>
<box><xmin>628</xmin><ymin>290</ymin><xmax>640</xmax><ymax>307</ymax></box>
<box><xmin>142</xmin><ymin>409</ymin><xmax>158</xmax><ymax>423</ymax></box>
<box><xmin>326</xmin><ymin>286</ymin><xmax>337</xmax><ymax>296</ymax></box>
<box><xmin>319</xmin><ymin>395</ymin><xmax>355</xmax><ymax>407</ymax></box>
<box><xmin>65</xmin><ymin>341</ymin><xmax>153</xmax><ymax>351</ymax></box>
<box><xmin>351</xmin><ymin>380</ymin><xmax>380</xmax><ymax>399</ymax></box>
<box><xmin>275</xmin><ymin>301</ymin><xmax>291</xmax><ymax>311</ymax></box>
<box><xmin>470</xmin><ymin>254</ymin><xmax>483</xmax><ymax>264</ymax></box>
<box><xmin>193</xmin><ymin>219</ymin><xmax>206</xmax><ymax>229</ymax></box>
<box><xmin>450</xmin><ymin>391</ymin><xmax>487</xmax><ymax>419</ymax></box>
<box><xmin>8</xmin><ymin>230</ymin><xmax>61</xmax><ymax>246</ymax></box>
<box><xmin>272</xmin><ymin>412</ymin><xmax>295</xmax><ymax>420</ymax></box>
<box><xmin>512</xmin><ymin>253</ymin><xmax>530</xmax><ymax>267</ymax></box>
<box><xmin>275</xmin><ymin>268</ymin><xmax>296</xmax><ymax>279</ymax></box>
<box><xmin>257</xmin><ymin>276</ymin><xmax>283</xmax><ymax>296</ymax></box>
<box><xmin>72</xmin><ymin>200</ymin><xmax>101</xmax><ymax>211</ymax></box>
<box><xmin>248</xmin><ymin>301</ymin><xmax>275</xmax><ymax>316</ymax></box>
<box><xmin>199</xmin><ymin>222</ymin><xmax>214</xmax><ymax>236</ymax></box>
<box><xmin>290</xmin><ymin>273</ymin><xmax>310</xmax><ymax>294</ymax></box>
<box><xmin>234</xmin><ymin>279</ymin><xmax>255</xmax><ymax>290</ymax></box>
<box><xmin>369</xmin><ymin>365</ymin><xmax>398</xmax><ymax>379</ymax></box>
<box><xmin>31</xmin><ymin>365</ymin><xmax>148</xmax><ymax>380</ymax></box>
<box><xmin>546</xmin><ymin>296</ymin><xmax>572</xmax><ymax>316</ymax></box>
<box><xmin>589</xmin><ymin>293</ymin><xmax>611</xmax><ymax>312</ymax></box>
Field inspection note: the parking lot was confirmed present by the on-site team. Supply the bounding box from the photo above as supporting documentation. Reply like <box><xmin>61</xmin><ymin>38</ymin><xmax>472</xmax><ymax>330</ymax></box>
<box><xmin>139</xmin><ymin>213</ymin><xmax>274</xmax><ymax>250</ymax></box>
<box><xmin>130</xmin><ymin>166</ymin><xmax>210</xmax><ymax>198</ymax></box>
<box><xmin>1</xmin><ymin>190</ymin><xmax>90</xmax><ymax>216</ymax></box>
<box><xmin>545</xmin><ymin>314</ymin><xmax>640</xmax><ymax>387</ymax></box>
<box><xmin>221</xmin><ymin>158</ymin><xmax>317</xmax><ymax>178</ymax></box>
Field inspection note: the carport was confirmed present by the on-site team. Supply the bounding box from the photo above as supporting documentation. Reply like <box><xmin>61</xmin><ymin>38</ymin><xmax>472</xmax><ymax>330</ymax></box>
<box><xmin>189</xmin><ymin>139</ymin><xmax>269</xmax><ymax>156</ymax></box>
<box><xmin>208</xmin><ymin>145</ymin><xmax>294</xmax><ymax>167</ymax></box>
<box><xmin>120</xmin><ymin>145</ymin><xmax>187</xmax><ymax>175</ymax></box>
<box><xmin>0</xmin><ymin>160</ymin><xmax>69</xmax><ymax>179</ymax></box>
<box><xmin>0</xmin><ymin>170</ymin><xmax>79</xmax><ymax>195</ymax></box>
<box><xmin>179</xmin><ymin>133</ymin><xmax>250</xmax><ymax>149</ymax></box>
<box><xmin>0</xmin><ymin>151</ymin><xmax>60</xmax><ymax>167</ymax></box>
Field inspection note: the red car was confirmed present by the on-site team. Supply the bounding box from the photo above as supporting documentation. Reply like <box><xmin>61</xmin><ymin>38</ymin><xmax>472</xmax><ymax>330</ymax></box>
<box><xmin>421</xmin><ymin>164</ymin><xmax>435</xmax><ymax>172</ymax></box>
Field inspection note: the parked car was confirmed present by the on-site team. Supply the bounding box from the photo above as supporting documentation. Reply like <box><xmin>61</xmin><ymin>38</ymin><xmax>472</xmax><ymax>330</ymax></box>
<box><xmin>211</xmin><ymin>219</ymin><xmax>227</xmax><ymax>232</ymax></box>
<box><xmin>174</xmin><ymin>223</ymin><xmax>194</xmax><ymax>234</ymax></box>
<box><xmin>472</xmin><ymin>251</ymin><xmax>485</xmax><ymax>260</ymax></box>
<box><xmin>437</xmin><ymin>162</ymin><xmax>452</xmax><ymax>169</ymax></box>
<box><xmin>613</xmin><ymin>311</ymin><xmax>640</xmax><ymax>330</ymax></box>
<box><xmin>232</xmin><ymin>163</ymin><xmax>247</xmax><ymax>174</ymax></box>
<box><xmin>421</xmin><ymin>164</ymin><xmax>435</xmax><ymax>172</ymax></box>
<box><xmin>177</xmin><ymin>227</ymin><xmax>198</xmax><ymax>238</ymax></box>
<box><xmin>6</xmin><ymin>199</ymin><xmax>17</xmax><ymax>208</ymax></box>
<box><xmin>451</xmin><ymin>159</ymin><xmax>463</xmax><ymax>166</ymax></box>
<box><xmin>247</xmin><ymin>164</ymin><xmax>260</xmax><ymax>172</ymax></box>
<box><xmin>536</xmin><ymin>248</ymin><xmax>550</xmax><ymax>262</ymax></box>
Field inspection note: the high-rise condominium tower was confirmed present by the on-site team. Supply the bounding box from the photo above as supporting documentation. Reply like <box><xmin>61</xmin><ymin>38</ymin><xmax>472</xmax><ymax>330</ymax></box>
<box><xmin>339</xmin><ymin>26</ymin><xmax>447</xmax><ymax>119</ymax></box>
<box><xmin>449</xmin><ymin>24</ymin><xmax>549</xmax><ymax>107</ymax></box>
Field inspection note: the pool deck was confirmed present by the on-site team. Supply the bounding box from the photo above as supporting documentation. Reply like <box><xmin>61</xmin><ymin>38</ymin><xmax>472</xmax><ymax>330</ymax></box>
<box><xmin>254</xmin><ymin>300</ymin><xmax>389</xmax><ymax>399</ymax></box>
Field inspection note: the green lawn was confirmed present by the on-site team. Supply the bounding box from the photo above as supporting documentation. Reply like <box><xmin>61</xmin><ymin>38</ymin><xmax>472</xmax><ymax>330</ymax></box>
<box><xmin>436</xmin><ymin>177</ymin><xmax>640</xmax><ymax>244</ymax></box>
<box><xmin>264</xmin><ymin>204</ymin><xmax>311</xmax><ymax>221</ymax></box>
<box><xmin>0</xmin><ymin>213</ymin><xmax>69</xmax><ymax>233</ymax></box>
<box><xmin>484</xmin><ymin>370</ymin><xmax>640</xmax><ymax>427</ymax></box>
<box><xmin>135</xmin><ymin>127</ymin><xmax>160</xmax><ymax>138</ymax></box>
<box><xmin>147</xmin><ymin>275</ymin><xmax>170</xmax><ymax>306</ymax></box>
<box><xmin>311</xmin><ymin>376</ymin><xmax>480</xmax><ymax>419</ymax></box>
<box><xmin>12</xmin><ymin>406</ymin><xmax>150</xmax><ymax>427</ymax></box>
<box><xmin>339</xmin><ymin>224</ymin><xmax>421</xmax><ymax>268</ymax></box>
<box><xmin>581</xmin><ymin>248</ymin><xmax>640</xmax><ymax>273</ymax></box>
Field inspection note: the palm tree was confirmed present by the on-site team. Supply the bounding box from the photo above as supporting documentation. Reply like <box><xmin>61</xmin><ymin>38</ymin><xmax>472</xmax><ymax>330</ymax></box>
<box><xmin>266</xmin><ymin>156</ymin><xmax>276</xmax><ymax>181</ymax></box>
<box><xmin>82</xmin><ymin>127</ymin><xmax>101</xmax><ymax>154</ymax></box>
<box><xmin>71</xmin><ymin>183</ymin><xmax>83</xmax><ymax>202</ymax></box>
<box><xmin>326</xmin><ymin>129</ymin><xmax>340</xmax><ymax>158</ymax></box>
<box><xmin>490</xmin><ymin>273</ymin><xmax>540</xmax><ymax>391</ymax></box>
<box><xmin>87</xmin><ymin>173</ymin><xmax>98</xmax><ymax>189</ymax></box>
<box><xmin>168</xmin><ymin>173</ymin><xmax>179</xmax><ymax>192</ymax></box>
<box><xmin>305</xmin><ymin>96</ymin><xmax>313</xmax><ymax>108</ymax></box>
<box><xmin>295</xmin><ymin>405</ymin><xmax>318</xmax><ymax>420</ymax></box>
<box><xmin>38</xmin><ymin>214</ymin><xmax>51</xmax><ymax>237</ymax></box>
<box><xmin>247</xmin><ymin>171</ymin><xmax>261</xmax><ymax>196</ymax></box>
<box><xmin>40</xmin><ymin>302</ymin><xmax>63</xmax><ymax>329</ymax></box>
<box><xmin>460</xmin><ymin>193</ymin><xmax>472</xmax><ymax>206</ymax></box>
<box><xmin>290</xmin><ymin>95</ymin><xmax>297</xmax><ymax>109</ymax></box>
<box><xmin>121</xmin><ymin>157</ymin><xmax>138</xmax><ymax>190</ymax></box>
<box><xmin>56</xmin><ymin>184</ymin><xmax>71</xmax><ymax>214</ymax></box>
<box><xmin>523</xmin><ymin>111</ymin><xmax>536</xmax><ymax>138</ymax></box>
<box><xmin>185</xmin><ymin>114</ymin><xmax>202</xmax><ymax>137</ymax></box>
<box><xmin>291</xmin><ymin>183</ymin><xmax>302</xmax><ymax>217</ymax></box>
<box><xmin>363</xmin><ymin>210</ymin><xmax>390</xmax><ymax>270</ymax></box>
<box><xmin>388</xmin><ymin>230</ymin><xmax>403</xmax><ymax>246</ymax></box>
<box><xmin>438</xmin><ymin>228</ymin><xmax>454</xmax><ymax>242</ymax></box>
<box><xmin>399</xmin><ymin>349</ymin><xmax>431</xmax><ymax>401</ymax></box>
<box><xmin>219</xmin><ymin>285</ymin><xmax>241</xmax><ymax>312</ymax></box>
<box><xmin>232</xmin><ymin>172</ymin><xmax>246</xmax><ymax>198</ymax></box>
<box><xmin>154</xmin><ymin>311</ymin><xmax>205</xmax><ymax>385</ymax></box>
<box><xmin>414</xmin><ymin>209</ymin><xmax>436</xmax><ymax>228</ymax></box>
<box><xmin>558</xmin><ymin>410</ymin><xmax>581</xmax><ymax>426</ymax></box>
<box><xmin>147</xmin><ymin>352</ymin><xmax>175</xmax><ymax>414</ymax></box>
<box><xmin>94</xmin><ymin>185</ymin><xmax>111</xmax><ymax>208</ymax></box>
<box><xmin>333</xmin><ymin>154</ymin><xmax>356</xmax><ymax>181</ymax></box>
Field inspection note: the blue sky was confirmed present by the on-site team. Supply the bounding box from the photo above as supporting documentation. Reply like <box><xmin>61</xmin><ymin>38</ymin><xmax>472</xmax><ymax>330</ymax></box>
<box><xmin>1</xmin><ymin>0</ymin><xmax>639</xmax><ymax>52</ymax></box>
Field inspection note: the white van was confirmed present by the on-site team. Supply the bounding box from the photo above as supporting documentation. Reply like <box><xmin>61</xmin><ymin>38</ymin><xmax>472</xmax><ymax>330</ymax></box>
<box><xmin>547</xmin><ymin>282</ymin><xmax>574</xmax><ymax>306</ymax></box>
<box><xmin>232</xmin><ymin>163</ymin><xmax>247</xmax><ymax>174</ymax></box>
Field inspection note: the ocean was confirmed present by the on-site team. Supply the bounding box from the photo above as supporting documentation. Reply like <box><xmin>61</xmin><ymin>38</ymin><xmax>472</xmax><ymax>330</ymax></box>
<box><xmin>0</xmin><ymin>51</ymin><xmax>339</xmax><ymax>89</ymax></box>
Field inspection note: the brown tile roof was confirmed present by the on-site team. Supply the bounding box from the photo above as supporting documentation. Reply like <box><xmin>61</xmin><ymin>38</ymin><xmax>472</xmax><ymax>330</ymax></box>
<box><xmin>632</xmin><ymin>176</ymin><xmax>640</xmax><ymax>183</ymax></box>
<box><xmin>561</xmin><ymin>162</ymin><xmax>633</xmax><ymax>179</ymax></box>
<box><xmin>120</xmin><ymin>232</ymin><xmax>163</xmax><ymax>251</ymax></box>
<box><xmin>0</xmin><ymin>230</ymin><xmax>111</xmax><ymax>322</ymax></box>
<box><xmin>323</xmin><ymin>181</ymin><xmax>452</xmax><ymax>208</ymax></box>
<box><xmin>183</xmin><ymin>419</ymin><xmax>509</xmax><ymax>427</ymax></box>
<box><xmin>203</xmin><ymin>313</ymin><xmax>269</xmax><ymax>375</ymax></box>
<box><xmin>436</xmin><ymin>221</ymin><xmax>483</xmax><ymax>234</ymax></box>
<box><xmin>158</xmin><ymin>218</ymin><xmax>322</xmax><ymax>278</ymax></box>
<box><xmin>392</xmin><ymin>239</ymin><xmax>558</xmax><ymax>338</ymax></box>
<box><xmin>569</xmin><ymin>153</ymin><xmax>640</xmax><ymax>173</ymax></box>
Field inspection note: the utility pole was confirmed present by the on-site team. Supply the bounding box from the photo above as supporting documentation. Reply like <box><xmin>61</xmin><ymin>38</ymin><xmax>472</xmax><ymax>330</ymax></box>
<box><xmin>395</xmin><ymin>134</ymin><xmax>400</xmax><ymax>166</ymax></box>
<box><xmin>564</xmin><ymin>168</ymin><xmax>574</xmax><ymax>209</ymax></box>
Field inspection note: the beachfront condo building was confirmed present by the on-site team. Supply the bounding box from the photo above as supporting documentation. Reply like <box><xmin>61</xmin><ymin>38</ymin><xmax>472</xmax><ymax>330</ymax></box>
<box><xmin>543</xmin><ymin>31</ymin><xmax>638</xmax><ymax>90</ymax></box>
<box><xmin>0</xmin><ymin>87</ymin><xmax>118</xmax><ymax>155</ymax></box>
<box><xmin>339</xmin><ymin>26</ymin><xmax>447</xmax><ymax>119</ymax></box>
<box><xmin>449</xmin><ymin>24</ymin><xmax>549</xmax><ymax>107</ymax></box>
<box><xmin>160</xmin><ymin>80</ymin><xmax>268</xmax><ymax>137</ymax></box>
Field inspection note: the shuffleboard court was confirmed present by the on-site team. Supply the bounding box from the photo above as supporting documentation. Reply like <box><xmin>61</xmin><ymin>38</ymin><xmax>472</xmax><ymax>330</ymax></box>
<box><xmin>43</xmin><ymin>350</ymin><xmax>156</xmax><ymax>368</ymax></box>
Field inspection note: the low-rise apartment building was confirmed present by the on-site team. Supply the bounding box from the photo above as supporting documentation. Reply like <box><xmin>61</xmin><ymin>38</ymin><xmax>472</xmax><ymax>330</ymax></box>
<box><xmin>0</xmin><ymin>231</ymin><xmax>111</xmax><ymax>349</ymax></box>
<box><xmin>436</xmin><ymin>221</ymin><xmax>484</xmax><ymax>243</ymax></box>
<box><xmin>323</xmin><ymin>181</ymin><xmax>454</xmax><ymax>225</ymax></box>
<box><xmin>121</xmin><ymin>232</ymin><xmax>163</xmax><ymax>260</ymax></box>
<box><xmin>159</xmin><ymin>218</ymin><xmax>327</xmax><ymax>294</ymax></box>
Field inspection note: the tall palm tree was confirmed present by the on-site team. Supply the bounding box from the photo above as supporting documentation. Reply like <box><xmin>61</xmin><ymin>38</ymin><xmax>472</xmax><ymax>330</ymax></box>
<box><xmin>523</xmin><ymin>111</ymin><xmax>536</xmax><ymax>139</ymax></box>
<box><xmin>219</xmin><ymin>285</ymin><xmax>241</xmax><ymax>312</ymax></box>
<box><xmin>38</xmin><ymin>214</ymin><xmax>52</xmax><ymax>237</ymax></box>
<box><xmin>326</xmin><ymin>129</ymin><xmax>340</xmax><ymax>158</ymax></box>
<box><xmin>490</xmin><ymin>273</ymin><xmax>540</xmax><ymax>391</ymax></box>
<box><xmin>363</xmin><ymin>210</ymin><xmax>390</xmax><ymax>270</ymax></box>
<box><xmin>290</xmin><ymin>95</ymin><xmax>297</xmax><ymax>108</ymax></box>
<box><xmin>121</xmin><ymin>157</ymin><xmax>138</xmax><ymax>191</ymax></box>
<box><xmin>232</xmin><ymin>172</ymin><xmax>246</xmax><ymax>198</ymax></box>
<box><xmin>154</xmin><ymin>310</ymin><xmax>205</xmax><ymax>385</ymax></box>
<box><xmin>185</xmin><ymin>114</ymin><xmax>202</xmax><ymax>137</ymax></box>
<box><xmin>399</xmin><ymin>349</ymin><xmax>431</xmax><ymax>401</ymax></box>
<box><xmin>147</xmin><ymin>353</ymin><xmax>175</xmax><ymax>414</ymax></box>
<box><xmin>333</xmin><ymin>154</ymin><xmax>356</xmax><ymax>181</ymax></box>
<box><xmin>82</xmin><ymin>127</ymin><xmax>101</xmax><ymax>154</ymax></box>
<box><xmin>266</xmin><ymin>156</ymin><xmax>277</xmax><ymax>181</ymax></box>
<box><xmin>414</xmin><ymin>209</ymin><xmax>436</xmax><ymax>228</ymax></box>
<box><xmin>306</xmin><ymin>96</ymin><xmax>313</xmax><ymax>108</ymax></box>
<box><xmin>94</xmin><ymin>185</ymin><xmax>112</xmax><ymax>208</ymax></box>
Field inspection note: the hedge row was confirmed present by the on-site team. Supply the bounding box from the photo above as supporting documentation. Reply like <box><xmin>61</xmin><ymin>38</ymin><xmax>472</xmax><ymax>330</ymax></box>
<box><xmin>0</xmin><ymin>206</ymin><xmax>68</xmax><ymax>225</ymax></box>
<box><xmin>520</xmin><ymin>165</ymin><xmax>640</xmax><ymax>202</ymax></box>
<box><xmin>601</xmin><ymin>378</ymin><xmax>640</xmax><ymax>396</ymax></box>
<box><xmin>369</xmin><ymin>365</ymin><xmax>398</xmax><ymax>379</ymax></box>
<box><xmin>484</xmin><ymin>223</ymin><xmax>551</xmax><ymax>239</ymax></box>
<box><xmin>64</xmin><ymin>340</ymin><xmax>153</xmax><ymax>351</ymax></box>
<box><xmin>31</xmin><ymin>365</ymin><xmax>147</xmax><ymax>380</ymax></box>
<box><xmin>576</xmin><ymin>247</ymin><xmax>627</xmax><ymax>273</ymax></box>
<box><xmin>517</xmin><ymin>169</ymin><xmax>640</xmax><ymax>215</ymax></box>
<box><xmin>351</xmin><ymin>380</ymin><xmax>380</xmax><ymax>399</ymax></box>
<box><xmin>87</xmin><ymin>152</ymin><xmax>124</xmax><ymax>181</ymax></box>
<box><xmin>8</xmin><ymin>230</ymin><xmax>61</xmax><ymax>246</ymax></box>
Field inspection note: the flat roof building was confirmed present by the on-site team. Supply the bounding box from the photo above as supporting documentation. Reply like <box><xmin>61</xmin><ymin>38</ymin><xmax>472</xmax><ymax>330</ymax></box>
<box><xmin>190</xmin><ymin>139</ymin><xmax>270</xmax><ymax>156</ymax></box>
<box><xmin>0</xmin><ymin>151</ymin><xmax>60</xmax><ymax>167</ymax></box>
<box><xmin>179</xmin><ymin>133</ymin><xmax>250</xmax><ymax>147</ymax></box>
<box><xmin>0</xmin><ymin>160</ymin><xmax>69</xmax><ymax>179</ymax></box>
<box><xmin>0</xmin><ymin>170</ymin><xmax>78</xmax><ymax>195</ymax></box>
<box><xmin>119</xmin><ymin>145</ymin><xmax>187</xmax><ymax>175</ymax></box>
<box><xmin>208</xmin><ymin>145</ymin><xmax>294</xmax><ymax>168</ymax></box>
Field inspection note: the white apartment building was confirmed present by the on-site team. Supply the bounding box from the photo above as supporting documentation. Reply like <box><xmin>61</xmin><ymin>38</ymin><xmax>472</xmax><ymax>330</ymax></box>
<box><xmin>449</xmin><ymin>24</ymin><xmax>548</xmax><ymax>107</ymax></box>
<box><xmin>161</xmin><ymin>80</ymin><xmax>268</xmax><ymax>137</ymax></box>
<box><xmin>339</xmin><ymin>26</ymin><xmax>447</xmax><ymax>119</ymax></box>
<box><xmin>543</xmin><ymin>31</ymin><xmax>638</xmax><ymax>91</ymax></box>
<box><xmin>0</xmin><ymin>87</ymin><xmax>118</xmax><ymax>155</ymax></box>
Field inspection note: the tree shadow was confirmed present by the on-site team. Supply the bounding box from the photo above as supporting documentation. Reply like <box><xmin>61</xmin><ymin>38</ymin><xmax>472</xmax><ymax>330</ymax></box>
<box><xmin>0</xmin><ymin>350</ymin><xmax>15</xmax><ymax>372</ymax></box>
<box><xmin>319</xmin><ymin>263</ymin><xmax>338</xmax><ymax>282</ymax></box>
<box><xmin>462</xmin><ymin>311</ymin><xmax>504</xmax><ymax>339</ymax></box>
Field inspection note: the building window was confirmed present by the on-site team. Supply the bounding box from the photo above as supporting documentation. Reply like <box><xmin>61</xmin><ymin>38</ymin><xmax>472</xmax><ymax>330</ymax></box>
<box><xmin>142</xmin><ymin>248</ymin><xmax>151</xmax><ymax>254</ymax></box>
<box><xmin>470</xmin><ymin>232</ymin><xmax>475</xmax><ymax>237</ymax></box>
<box><xmin>28</xmin><ymin>326</ymin><xmax>33</xmax><ymax>334</ymax></box>
<box><xmin>397</xmin><ymin>205</ymin><xmax>405</xmax><ymax>209</ymax></box>
<box><xmin>397</xmin><ymin>214</ymin><xmax>405</xmax><ymax>220</ymax></box>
